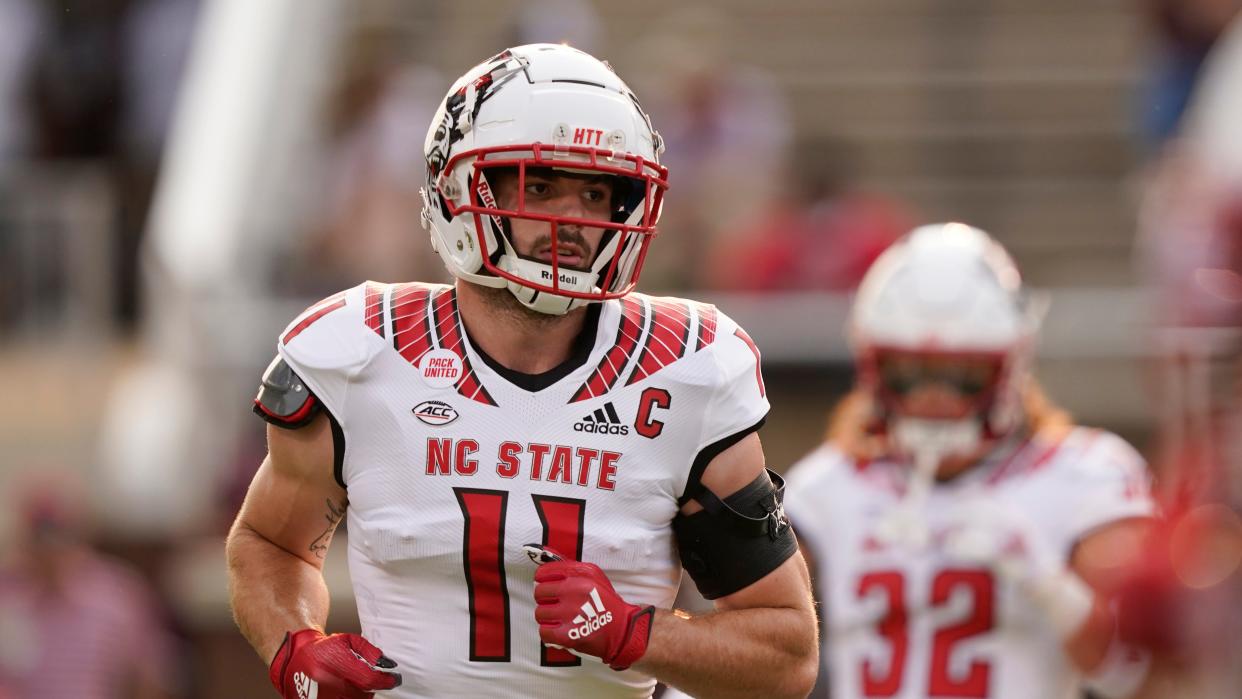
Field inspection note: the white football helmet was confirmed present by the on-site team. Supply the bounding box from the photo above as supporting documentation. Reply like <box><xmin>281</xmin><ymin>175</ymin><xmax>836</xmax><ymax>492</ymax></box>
<box><xmin>420</xmin><ymin>44</ymin><xmax>668</xmax><ymax>315</ymax></box>
<box><xmin>851</xmin><ymin>223</ymin><xmax>1046</xmax><ymax>447</ymax></box>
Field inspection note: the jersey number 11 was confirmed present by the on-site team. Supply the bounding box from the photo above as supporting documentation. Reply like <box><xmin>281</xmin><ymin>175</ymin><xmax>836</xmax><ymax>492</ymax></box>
<box><xmin>455</xmin><ymin>487</ymin><xmax>586</xmax><ymax>666</ymax></box>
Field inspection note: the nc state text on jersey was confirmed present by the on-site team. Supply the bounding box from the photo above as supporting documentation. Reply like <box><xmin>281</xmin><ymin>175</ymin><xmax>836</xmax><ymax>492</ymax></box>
<box><xmin>426</xmin><ymin>438</ymin><xmax>621</xmax><ymax>490</ymax></box>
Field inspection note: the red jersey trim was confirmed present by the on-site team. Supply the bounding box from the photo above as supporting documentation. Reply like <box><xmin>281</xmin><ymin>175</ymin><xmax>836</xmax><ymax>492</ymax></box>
<box><xmin>392</xmin><ymin>283</ymin><xmax>436</xmax><ymax>365</ymax></box>
<box><xmin>282</xmin><ymin>293</ymin><xmax>347</xmax><ymax>345</ymax></box>
<box><xmin>432</xmin><ymin>289</ymin><xmax>498</xmax><ymax>407</ymax></box>
<box><xmin>694</xmin><ymin>302</ymin><xmax>718</xmax><ymax>350</ymax></box>
<box><xmin>364</xmin><ymin>282</ymin><xmax>386</xmax><ymax>338</ymax></box>
<box><xmin>569</xmin><ymin>296</ymin><xmax>647</xmax><ymax>403</ymax></box>
<box><xmin>625</xmin><ymin>298</ymin><xmax>692</xmax><ymax>386</ymax></box>
<box><xmin>732</xmin><ymin>327</ymin><xmax>766</xmax><ymax>398</ymax></box>
<box><xmin>984</xmin><ymin>435</ymin><xmax>1065</xmax><ymax>486</ymax></box>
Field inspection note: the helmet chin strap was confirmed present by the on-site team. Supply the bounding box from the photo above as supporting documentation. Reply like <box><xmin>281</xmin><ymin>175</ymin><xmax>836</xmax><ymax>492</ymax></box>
<box><xmin>876</xmin><ymin>417</ymin><xmax>984</xmax><ymax>549</ymax></box>
<box><xmin>498</xmin><ymin>255</ymin><xmax>600</xmax><ymax>315</ymax></box>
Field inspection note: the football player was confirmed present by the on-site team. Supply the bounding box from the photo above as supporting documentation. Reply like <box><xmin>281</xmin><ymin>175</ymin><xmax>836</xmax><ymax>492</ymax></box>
<box><xmin>226</xmin><ymin>44</ymin><xmax>817</xmax><ymax>699</ymax></box>
<box><xmin>784</xmin><ymin>223</ymin><xmax>1156</xmax><ymax>699</ymax></box>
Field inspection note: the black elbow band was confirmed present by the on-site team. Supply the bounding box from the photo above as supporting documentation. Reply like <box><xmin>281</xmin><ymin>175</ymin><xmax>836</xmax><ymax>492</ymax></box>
<box><xmin>673</xmin><ymin>468</ymin><xmax>798</xmax><ymax>600</ymax></box>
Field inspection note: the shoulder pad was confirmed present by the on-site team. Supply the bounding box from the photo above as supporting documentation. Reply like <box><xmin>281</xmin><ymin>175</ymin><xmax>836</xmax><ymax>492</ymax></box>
<box><xmin>253</xmin><ymin>355</ymin><xmax>321</xmax><ymax>429</ymax></box>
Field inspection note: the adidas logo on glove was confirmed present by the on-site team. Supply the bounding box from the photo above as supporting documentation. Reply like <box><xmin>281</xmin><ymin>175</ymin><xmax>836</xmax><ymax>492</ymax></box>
<box><xmin>293</xmin><ymin>671</ymin><xmax>318</xmax><ymax>699</ymax></box>
<box><xmin>568</xmin><ymin>587</ymin><xmax>614</xmax><ymax>639</ymax></box>
<box><xmin>574</xmin><ymin>402</ymin><xmax>629</xmax><ymax>435</ymax></box>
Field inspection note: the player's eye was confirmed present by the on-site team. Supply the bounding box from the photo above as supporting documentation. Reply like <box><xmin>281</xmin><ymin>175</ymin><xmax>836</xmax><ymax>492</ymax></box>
<box><xmin>524</xmin><ymin>182</ymin><xmax>551</xmax><ymax>197</ymax></box>
<box><xmin>583</xmin><ymin>187</ymin><xmax>609</xmax><ymax>203</ymax></box>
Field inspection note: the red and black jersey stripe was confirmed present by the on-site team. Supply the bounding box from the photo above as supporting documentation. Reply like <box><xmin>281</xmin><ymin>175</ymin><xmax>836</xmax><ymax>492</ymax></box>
<box><xmin>432</xmin><ymin>288</ymin><xmax>498</xmax><ymax>407</ymax></box>
<box><xmin>733</xmin><ymin>327</ymin><xmax>766</xmax><ymax>398</ymax></box>
<box><xmin>568</xmin><ymin>296</ymin><xmax>647</xmax><ymax>403</ymax></box>
<box><xmin>391</xmin><ymin>283</ymin><xmax>436</xmax><ymax>365</ymax></box>
<box><xmin>625</xmin><ymin>298</ymin><xmax>692</xmax><ymax>386</ymax></box>
<box><xmin>364</xmin><ymin>282</ymin><xmax>386</xmax><ymax>338</ymax></box>
<box><xmin>282</xmin><ymin>292</ymin><xmax>347</xmax><ymax>345</ymax></box>
<box><xmin>694</xmin><ymin>302</ymin><xmax>718</xmax><ymax>350</ymax></box>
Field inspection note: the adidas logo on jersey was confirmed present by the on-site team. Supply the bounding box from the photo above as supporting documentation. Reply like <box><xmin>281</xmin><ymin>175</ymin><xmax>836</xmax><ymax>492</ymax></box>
<box><xmin>293</xmin><ymin>671</ymin><xmax>318</xmax><ymax>699</ymax></box>
<box><xmin>568</xmin><ymin>587</ymin><xmax>613</xmax><ymax>640</ymax></box>
<box><xmin>574</xmin><ymin>401</ymin><xmax>629</xmax><ymax>435</ymax></box>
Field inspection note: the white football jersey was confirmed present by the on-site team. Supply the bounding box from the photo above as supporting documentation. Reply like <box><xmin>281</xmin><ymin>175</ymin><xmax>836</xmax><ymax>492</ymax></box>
<box><xmin>273</xmin><ymin>281</ymin><xmax>769</xmax><ymax>698</ymax></box>
<box><xmin>784</xmin><ymin>428</ymin><xmax>1153</xmax><ymax>699</ymax></box>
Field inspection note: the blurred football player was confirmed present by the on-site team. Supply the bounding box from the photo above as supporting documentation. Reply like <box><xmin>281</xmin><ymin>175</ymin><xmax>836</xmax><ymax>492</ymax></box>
<box><xmin>784</xmin><ymin>223</ymin><xmax>1157</xmax><ymax>699</ymax></box>
<box><xmin>226</xmin><ymin>44</ymin><xmax>816</xmax><ymax>699</ymax></box>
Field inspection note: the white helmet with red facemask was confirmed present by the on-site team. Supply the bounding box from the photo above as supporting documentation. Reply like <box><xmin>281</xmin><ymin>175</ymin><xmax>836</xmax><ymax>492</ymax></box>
<box><xmin>420</xmin><ymin>44</ymin><xmax>668</xmax><ymax>315</ymax></box>
<box><xmin>851</xmin><ymin>223</ymin><xmax>1046</xmax><ymax>461</ymax></box>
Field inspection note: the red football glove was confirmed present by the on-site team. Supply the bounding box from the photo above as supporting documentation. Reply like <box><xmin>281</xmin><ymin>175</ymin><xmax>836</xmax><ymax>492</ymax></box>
<box><xmin>530</xmin><ymin>547</ymin><xmax>655</xmax><ymax>671</ymax></box>
<box><xmin>269</xmin><ymin>629</ymin><xmax>401</xmax><ymax>698</ymax></box>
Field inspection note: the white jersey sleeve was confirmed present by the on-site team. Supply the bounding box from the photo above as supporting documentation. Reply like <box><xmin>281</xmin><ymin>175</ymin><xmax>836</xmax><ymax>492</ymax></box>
<box><xmin>1063</xmin><ymin>431</ymin><xmax>1154</xmax><ymax>539</ymax></box>
<box><xmin>274</xmin><ymin>282</ymin><xmax>387</xmax><ymax>421</ymax></box>
<box><xmin>697</xmin><ymin>309</ymin><xmax>770</xmax><ymax>451</ymax></box>
<box><xmin>1044</xmin><ymin>430</ymin><xmax>1155</xmax><ymax>555</ymax></box>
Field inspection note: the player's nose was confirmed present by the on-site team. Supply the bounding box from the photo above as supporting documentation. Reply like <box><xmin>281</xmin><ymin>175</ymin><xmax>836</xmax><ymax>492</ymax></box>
<box><xmin>549</xmin><ymin>190</ymin><xmax>590</xmax><ymax>221</ymax></box>
<box><xmin>902</xmin><ymin>384</ymin><xmax>974</xmax><ymax>418</ymax></box>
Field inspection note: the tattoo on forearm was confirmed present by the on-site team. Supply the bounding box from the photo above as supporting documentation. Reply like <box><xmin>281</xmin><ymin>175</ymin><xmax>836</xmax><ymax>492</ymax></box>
<box><xmin>309</xmin><ymin>497</ymin><xmax>347</xmax><ymax>559</ymax></box>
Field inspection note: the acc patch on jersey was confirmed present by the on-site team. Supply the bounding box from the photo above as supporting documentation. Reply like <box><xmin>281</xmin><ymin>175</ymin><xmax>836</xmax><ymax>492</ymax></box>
<box><xmin>413</xmin><ymin>400</ymin><xmax>459</xmax><ymax>426</ymax></box>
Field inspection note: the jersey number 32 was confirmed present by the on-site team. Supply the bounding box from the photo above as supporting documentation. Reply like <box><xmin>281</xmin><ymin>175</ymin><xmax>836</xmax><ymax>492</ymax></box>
<box><xmin>858</xmin><ymin>568</ymin><xmax>995</xmax><ymax>697</ymax></box>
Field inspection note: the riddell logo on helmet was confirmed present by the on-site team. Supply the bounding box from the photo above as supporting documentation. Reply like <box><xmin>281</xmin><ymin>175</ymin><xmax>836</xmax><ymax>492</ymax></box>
<box><xmin>568</xmin><ymin>587</ymin><xmax>613</xmax><ymax>639</ymax></box>
<box><xmin>541</xmin><ymin>269</ymin><xmax>582</xmax><ymax>286</ymax></box>
<box><xmin>476</xmin><ymin>177</ymin><xmax>505</xmax><ymax>230</ymax></box>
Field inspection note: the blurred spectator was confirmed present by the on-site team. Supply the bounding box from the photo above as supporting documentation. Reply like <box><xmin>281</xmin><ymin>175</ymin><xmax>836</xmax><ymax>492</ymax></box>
<box><xmin>1138</xmin><ymin>6</ymin><xmax>1242</xmax><ymax>330</ymax></box>
<box><xmin>703</xmin><ymin>140</ymin><xmax>912</xmax><ymax>291</ymax></box>
<box><xmin>1138</xmin><ymin>0</ymin><xmax>1242</xmax><ymax>150</ymax></box>
<box><xmin>0</xmin><ymin>475</ymin><xmax>179</xmax><ymax>698</ymax></box>
<box><xmin>1132</xmin><ymin>11</ymin><xmax>1242</xmax><ymax>697</ymax></box>
<box><xmin>629</xmin><ymin>7</ymin><xmax>793</xmax><ymax>290</ymax></box>
<box><xmin>0</xmin><ymin>0</ymin><xmax>42</xmax><ymax>160</ymax></box>
<box><xmin>27</xmin><ymin>0</ymin><xmax>129</xmax><ymax>160</ymax></box>
<box><xmin>289</xmin><ymin>26</ymin><xmax>447</xmax><ymax>293</ymax></box>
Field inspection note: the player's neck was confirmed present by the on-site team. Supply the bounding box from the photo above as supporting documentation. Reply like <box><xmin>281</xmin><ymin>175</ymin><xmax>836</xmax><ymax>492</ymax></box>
<box><xmin>456</xmin><ymin>281</ymin><xmax>591</xmax><ymax>374</ymax></box>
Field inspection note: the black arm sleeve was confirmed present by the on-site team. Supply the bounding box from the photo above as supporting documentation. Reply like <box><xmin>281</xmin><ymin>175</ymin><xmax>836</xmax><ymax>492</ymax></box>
<box><xmin>673</xmin><ymin>468</ymin><xmax>799</xmax><ymax>600</ymax></box>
